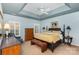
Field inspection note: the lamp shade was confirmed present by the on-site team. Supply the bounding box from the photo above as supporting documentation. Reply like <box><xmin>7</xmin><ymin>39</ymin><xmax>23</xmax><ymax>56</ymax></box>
<box><xmin>4</xmin><ymin>23</ymin><xmax>10</xmax><ymax>30</ymax></box>
<box><xmin>66</xmin><ymin>26</ymin><xmax>71</xmax><ymax>30</ymax></box>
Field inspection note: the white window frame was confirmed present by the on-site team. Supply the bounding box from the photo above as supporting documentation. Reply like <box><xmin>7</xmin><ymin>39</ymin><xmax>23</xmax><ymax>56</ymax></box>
<box><xmin>8</xmin><ymin>21</ymin><xmax>20</xmax><ymax>37</ymax></box>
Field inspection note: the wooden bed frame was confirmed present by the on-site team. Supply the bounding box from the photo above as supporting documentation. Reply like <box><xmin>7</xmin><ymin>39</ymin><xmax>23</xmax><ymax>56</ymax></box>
<box><xmin>32</xmin><ymin>25</ymin><xmax>65</xmax><ymax>52</ymax></box>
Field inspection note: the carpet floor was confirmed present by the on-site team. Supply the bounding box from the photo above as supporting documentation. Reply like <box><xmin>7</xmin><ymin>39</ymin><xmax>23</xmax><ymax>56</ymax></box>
<box><xmin>21</xmin><ymin>41</ymin><xmax>79</xmax><ymax>55</ymax></box>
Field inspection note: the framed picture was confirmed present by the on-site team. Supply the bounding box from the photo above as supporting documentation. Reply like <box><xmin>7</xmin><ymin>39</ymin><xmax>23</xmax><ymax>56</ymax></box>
<box><xmin>51</xmin><ymin>21</ymin><xmax>58</xmax><ymax>28</ymax></box>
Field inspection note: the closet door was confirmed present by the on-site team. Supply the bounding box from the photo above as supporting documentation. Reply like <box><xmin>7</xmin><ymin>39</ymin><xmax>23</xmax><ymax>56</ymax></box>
<box><xmin>25</xmin><ymin>28</ymin><xmax>33</xmax><ymax>41</ymax></box>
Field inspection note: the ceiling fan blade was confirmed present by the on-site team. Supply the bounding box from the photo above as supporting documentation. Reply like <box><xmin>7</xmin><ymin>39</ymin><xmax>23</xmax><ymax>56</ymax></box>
<box><xmin>45</xmin><ymin>8</ymin><xmax>50</xmax><ymax>12</ymax></box>
<box><xmin>37</xmin><ymin>8</ymin><xmax>49</xmax><ymax>15</ymax></box>
<box><xmin>43</xmin><ymin>12</ymin><xmax>48</xmax><ymax>14</ymax></box>
<box><xmin>40</xmin><ymin>11</ymin><xmax>48</xmax><ymax>14</ymax></box>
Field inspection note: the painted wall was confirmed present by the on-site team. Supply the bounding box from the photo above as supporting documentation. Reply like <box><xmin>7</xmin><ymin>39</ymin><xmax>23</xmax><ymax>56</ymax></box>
<box><xmin>3</xmin><ymin>14</ymin><xmax>40</xmax><ymax>41</ymax></box>
<box><xmin>0</xmin><ymin>4</ymin><xmax>3</xmax><ymax>34</ymax></box>
<box><xmin>0</xmin><ymin>3</ymin><xmax>3</xmax><ymax>17</ymax></box>
<box><xmin>41</xmin><ymin>11</ymin><xmax>79</xmax><ymax>46</ymax></box>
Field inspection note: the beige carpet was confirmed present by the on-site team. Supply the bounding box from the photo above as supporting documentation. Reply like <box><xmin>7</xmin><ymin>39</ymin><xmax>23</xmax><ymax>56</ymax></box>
<box><xmin>21</xmin><ymin>41</ymin><xmax>79</xmax><ymax>55</ymax></box>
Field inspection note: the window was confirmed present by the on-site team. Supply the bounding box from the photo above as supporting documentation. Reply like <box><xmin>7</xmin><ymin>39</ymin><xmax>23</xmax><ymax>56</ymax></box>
<box><xmin>10</xmin><ymin>23</ymin><xmax>14</xmax><ymax>34</ymax></box>
<box><xmin>34</xmin><ymin>24</ymin><xmax>41</xmax><ymax>33</ymax></box>
<box><xmin>14</xmin><ymin>23</ymin><xmax>20</xmax><ymax>36</ymax></box>
<box><xmin>9</xmin><ymin>22</ymin><xmax>20</xmax><ymax>36</ymax></box>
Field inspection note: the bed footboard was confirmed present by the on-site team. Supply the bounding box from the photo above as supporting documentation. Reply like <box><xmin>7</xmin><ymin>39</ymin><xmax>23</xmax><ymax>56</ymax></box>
<box><xmin>48</xmin><ymin>40</ymin><xmax>61</xmax><ymax>52</ymax></box>
<box><xmin>33</xmin><ymin>37</ymin><xmax>61</xmax><ymax>52</ymax></box>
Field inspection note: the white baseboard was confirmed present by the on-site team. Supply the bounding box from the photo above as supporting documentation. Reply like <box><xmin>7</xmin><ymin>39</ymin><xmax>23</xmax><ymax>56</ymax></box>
<box><xmin>71</xmin><ymin>43</ymin><xmax>79</xmax><ymax>46</ymax></box>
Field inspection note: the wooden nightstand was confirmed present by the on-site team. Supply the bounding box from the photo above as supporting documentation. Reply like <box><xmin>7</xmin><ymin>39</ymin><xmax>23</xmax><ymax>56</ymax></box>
<box><xmin>65</xmin><ymin>36</ymin><xmax>73</xmax><ymax>45</ymax></box>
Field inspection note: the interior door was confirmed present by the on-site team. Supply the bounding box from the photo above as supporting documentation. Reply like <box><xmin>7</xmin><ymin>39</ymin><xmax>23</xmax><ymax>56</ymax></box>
<box><xmin>25</xmin><ymin>28</ymin><xmax>33</xmax><ymax>41</ymax></box>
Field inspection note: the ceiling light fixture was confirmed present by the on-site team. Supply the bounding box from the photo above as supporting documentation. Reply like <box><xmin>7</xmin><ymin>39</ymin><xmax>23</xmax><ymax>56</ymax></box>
<box><xmin>37</xmin><ymin>8</ymin><xmax>50</xmax><ymax>15</ymax></box>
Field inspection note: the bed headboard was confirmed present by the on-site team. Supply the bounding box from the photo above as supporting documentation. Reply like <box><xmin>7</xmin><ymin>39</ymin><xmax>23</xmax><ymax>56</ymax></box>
<box><xmin>49</xmin><ymin>25</ymin><xmax>65</xmax><ymax>43</ymax></box>
<box><xmin>49</xmin><ymin>28</ymin><xmax>61</xmax><ymax>31</ymax></box>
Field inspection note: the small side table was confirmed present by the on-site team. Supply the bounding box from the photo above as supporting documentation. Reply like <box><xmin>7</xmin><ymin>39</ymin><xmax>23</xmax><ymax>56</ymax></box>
<box><xmin>65</xmin><ymin>36</ymin><xmax>73</xmax><ymax>45</ymax></box>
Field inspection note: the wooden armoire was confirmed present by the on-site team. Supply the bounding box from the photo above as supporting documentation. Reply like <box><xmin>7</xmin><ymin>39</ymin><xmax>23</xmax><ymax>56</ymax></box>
<box><xmin>25</xmin><ymin>28</ymin><xmax>33</xmax><ymax>41</ymax></box>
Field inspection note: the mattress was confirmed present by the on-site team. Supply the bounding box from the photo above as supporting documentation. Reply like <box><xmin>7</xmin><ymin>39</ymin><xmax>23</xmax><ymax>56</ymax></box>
<box><xmin>34</xmin><ymin>31</ymin><xmax>62</xmax><ymax>43</ymax></box>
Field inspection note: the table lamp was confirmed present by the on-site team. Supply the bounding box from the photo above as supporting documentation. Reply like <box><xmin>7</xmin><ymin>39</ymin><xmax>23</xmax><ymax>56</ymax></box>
<box><xmin>66</xmin><ymin>26</ymin><xmax>71</xmax><ymax>36</ymax></box>
<box><xmin>4</xmin><ymin>23</ymin><xmax>10</xmax><ymax>38</ymax></box>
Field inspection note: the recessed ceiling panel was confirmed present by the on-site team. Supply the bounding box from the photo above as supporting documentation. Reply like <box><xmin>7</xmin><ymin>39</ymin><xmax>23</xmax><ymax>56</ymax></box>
<box><xmin>19</xmin><ymin>10</ymin><xmax>40</xmax><ymax>19</ymax></box>
<box><xmin>66</xmin><ymin>3</ymin><xmax>79</xmax><ymax>9</ymax></box>
<box><xmin>2</xmin><ymin>3</ymin><xmax>25</xmax><ymax>15</ymax></box>
<box><xmin>21</xmin><ymin>3</ymin><xmax>65</xmax><ymax>16</ymax></box>
<box><xmin>40</xmin><ymin>5</ymin><xmax>70</xmax><ymax>19</ymax></box>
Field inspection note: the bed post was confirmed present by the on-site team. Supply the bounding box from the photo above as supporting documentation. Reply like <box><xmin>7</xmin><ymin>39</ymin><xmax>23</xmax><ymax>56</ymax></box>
<box><xmin>48</xmin><ymin>43</ymin><xmax>55</xmax><ymax>52</ymax></box>
<box><xmin>62</xmin><ymin>24</ymin><xmax>65</xmax><ymax>43</ymax></box>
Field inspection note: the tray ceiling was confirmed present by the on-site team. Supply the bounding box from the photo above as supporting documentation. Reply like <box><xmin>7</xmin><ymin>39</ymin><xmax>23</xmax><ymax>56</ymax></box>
<box><xmin>2</xmin><ymin>3</ymin><xmax>79</xmax><ymax>20</ymax></box>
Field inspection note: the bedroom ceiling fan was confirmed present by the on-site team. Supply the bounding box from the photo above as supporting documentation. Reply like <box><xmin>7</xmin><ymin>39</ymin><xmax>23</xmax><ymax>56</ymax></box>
<box><xmin>37</xmin><ymin>8</ymin><xmax>50</xmax><ymax>15</ymax></box>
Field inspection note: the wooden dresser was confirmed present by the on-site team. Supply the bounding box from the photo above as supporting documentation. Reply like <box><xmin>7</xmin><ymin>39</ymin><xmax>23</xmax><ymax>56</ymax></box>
<box><xmin>0</xmin><ymin>37</ymin><xmax>21</xmax><ymax>55</ymax></box>
<box><xmin>25</xmin><ymin>28</ymin><xmax>33</xmax><ymax>41</ymax></box>
<box><xmin>2</xmin><ymin>44</ymin><xmax>21</xmax><ymax>55</ymax></box>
